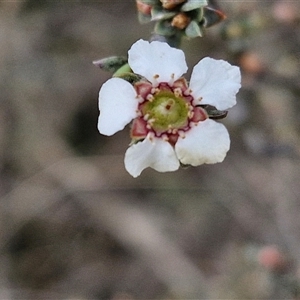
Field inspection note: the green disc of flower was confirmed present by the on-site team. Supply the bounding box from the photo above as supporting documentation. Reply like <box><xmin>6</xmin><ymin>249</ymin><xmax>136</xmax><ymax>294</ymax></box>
<box><xmin>143</xmin><ymin>91</ymin><xmax>189</xmax><ymax>132</ymax></box>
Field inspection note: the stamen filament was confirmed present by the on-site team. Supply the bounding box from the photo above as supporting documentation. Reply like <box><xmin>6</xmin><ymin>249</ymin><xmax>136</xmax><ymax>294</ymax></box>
<box><xmin>178</xmin><ymin>130</ymin><xmax>186</xmax><ymax>138</ymax></box>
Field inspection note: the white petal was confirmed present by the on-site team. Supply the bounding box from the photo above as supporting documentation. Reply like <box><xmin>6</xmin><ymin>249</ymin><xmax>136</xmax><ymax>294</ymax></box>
<box><xmin>128</xmin><ymin>39</ymin><xmax>188</xmax><ymax>85</ymax></box>
<box><xmin>124</xmin><ymin>136</ymin><xmax>180</xmax><ymax>177</ymax></box>
<box><xmin>189</xmin><ymin>57</ymin><xmax>241</xmax><ymax>110</ymax></box>
<box><xmin>98</xmin><ymin>78</ymin><xmax>138</xmax><ymax>136</ymax></box>
<box><xmin>175</xmin><ymin>119</ymin><xmax>230</xmax><ymax>166</ymax></box>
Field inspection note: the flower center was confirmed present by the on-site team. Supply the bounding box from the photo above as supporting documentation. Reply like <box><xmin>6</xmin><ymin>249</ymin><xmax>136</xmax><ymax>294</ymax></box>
<box><xmin>142</xmin><ymin>90</ymin><xmax>189</xmax><ymax>133</ymax></box>
<box><xmin>131</xmin><ymin>78</ymin><xmax>208</xmax><ymax>144</ymax></box>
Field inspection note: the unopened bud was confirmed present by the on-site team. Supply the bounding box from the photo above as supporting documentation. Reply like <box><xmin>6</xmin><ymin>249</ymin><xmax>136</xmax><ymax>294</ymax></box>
<box><xmin>171</xmin><ymin>12</ymin><xmax>191</xmax><ymax>29</ymax></box>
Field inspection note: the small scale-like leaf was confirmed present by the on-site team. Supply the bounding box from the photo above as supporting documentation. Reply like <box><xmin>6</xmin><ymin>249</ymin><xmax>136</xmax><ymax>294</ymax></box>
<box><xmin>150</xmin><ymin>33</ymin><xmax>182</xmax><ymax>48</ymax></box>
<box><xmin>113</xmin><ymin>72</ymin><xmax>143</xmax><ymax>85</ymax></box>
<box><xmin>93</xmin><ymin>56</ymin><xmax>128</xmax><ymax>73</ymax></box>
<box><xmin>113</xmin><ymin>63</ymin><xmax>132</xmax><ymax>77</ymax></box>
<box><xmin>196</xmin><ymin>6</ymin><xmax>204</xmax><ymax>22</ymax></box>
<box><xmin>139</xmin><ymin>0</ymin><xmax>157</xmax><ymax>5</ymax></box>
<box><xmin>181</xmin><ymin>0</ymin><xmax>207</xmax><ymax>12</ymax></box>
<box><xmin>199</xmin><ymin>104</ymin><xmax>228</xmax><ymax>119</ymax></box>
<box><xmin>185</xmin><ymin>20</ymin><xmax>204</xmax><ymax>38</ymax></box>
<box><xmin>203</xmin><ymin>7</ymin><xmax>226</xmax><ymax>28</ymax></box>
<box><xmin>140</xmin><ymin>0</ymin><xmax>159</xmax><ymax>6</ymax></box>
<box><xmin>154</xmin><ymin>20</ymin><xmax>177</xmax><ymax>37</ymax></box>
<box><xmin>138</xmin><ymin>12</ymin><xmax>152</xmax><ymax>23</ymax></box>
<box><xmin>180</xmin><ymin>162</ymin><xmax>191</xmax><ymax>169</ymax></box>
<box><xmin>151</xmin><ymin>7</ymin><xmax>176</xmax><ymax>21</ymax></box>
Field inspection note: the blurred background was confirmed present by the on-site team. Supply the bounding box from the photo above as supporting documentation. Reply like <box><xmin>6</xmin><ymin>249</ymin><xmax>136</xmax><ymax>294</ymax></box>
<box><xmin>0</xmin><ymin>0</ymin><xmax>300</xmax><ymax>299</ymax></box>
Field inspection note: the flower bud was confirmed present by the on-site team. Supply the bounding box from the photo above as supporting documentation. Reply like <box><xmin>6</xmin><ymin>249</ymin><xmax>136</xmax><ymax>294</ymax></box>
<box><xmin>171</xmin><ymin>12</ymin><xmax>191</xmax><ymax>29</ymax></box>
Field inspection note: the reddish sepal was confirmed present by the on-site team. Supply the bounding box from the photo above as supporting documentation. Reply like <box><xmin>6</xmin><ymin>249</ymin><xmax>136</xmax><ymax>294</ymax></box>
<box><xmin>191</xmin><ymin>106</ymin><xmax>208</xmax><ymax>123</ymax></box>
<box><xmin>134</xmin><ymin>81</ymin><xmax>153</xmax><ymax>99</ymax></box>
<box><xmin>131</xmin><ymin>117</ymin><xmax>149</xmax><ymax>139</ymax></box>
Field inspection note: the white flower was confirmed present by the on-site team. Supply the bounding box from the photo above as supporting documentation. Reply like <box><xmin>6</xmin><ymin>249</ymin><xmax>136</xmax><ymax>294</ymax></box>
<box><xmin>98</xmin><ymin>39</ymin><xmax>241</xmax><ymax>177</ymax></box>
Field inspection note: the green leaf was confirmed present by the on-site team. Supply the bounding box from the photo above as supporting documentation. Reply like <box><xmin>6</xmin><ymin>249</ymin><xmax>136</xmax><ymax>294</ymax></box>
<box><xmin>150</xmin><ymin>33</ymin><xmax>182</xmax><ymax>48</ymax></box>
<box><xmin>181</xmin><ymin>0</ymin><xmax>207</xmax><ymax>12</ymax></box>
<box><xmin>185</xmin><ymin>20</ymin><xmax>204</xmax><ymax>38</ymax></box>
<box><xmin>203</xmin><ymin>7</ymin><xmax>226</xmax><ymax>28</ymax></box>
<box><xmin>180</xmin><ymin>162</ymin><xmax>191</xmax><ymax>169</ymax></box>
<box><xmin>93</xmin><ymin>56</ymin><xmax>128</xmax><ymax>73</ymax></box>
<box><xmin>139</xmin><ymin>0</ymin><xmax>158</xmax><ymax>5</ymax></box>
<box><xmin>112</xmin><ymin>63</ymin><xmax>132</xmax><ymax>77</ymax></box>
<box><xmin>154</xmin><ymin>20</ymin><xmax>177</xmax><ymax>37</ymax></box>
<box><xmin>138</xmin><ymin>11</ymin><xmax>152</xmax><ymax>24</ymax></box>
<box><xmin>196</xmin><ymin>7</ymin><xmax>204</xmax><ymax>22</ymax></box>
<box><xmin>113</xmin><ymin>72</ymin><xmax>143</xmax><ymax>85</ymax></box>
<box><xmin>151</xmin><ymin>7</ymin><xmax>176</xmax><ymax>21</ymax></box>
<box><xmin>199</xmin><ymin>105</ymin><xmax>228</xmax><ymax>119</ymax></box>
